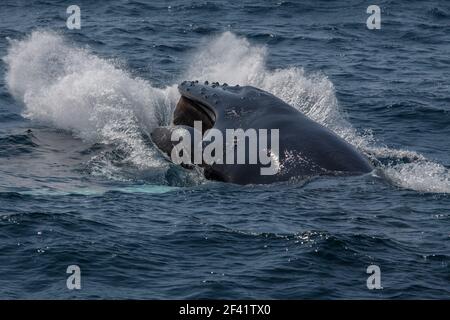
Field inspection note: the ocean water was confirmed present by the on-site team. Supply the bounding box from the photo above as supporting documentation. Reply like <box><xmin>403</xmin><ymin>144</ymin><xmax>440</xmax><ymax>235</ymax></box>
<box><xmin>0</xmin><ymin>0</ymin><xmax>449</xmax><ymax>299</ymax></box>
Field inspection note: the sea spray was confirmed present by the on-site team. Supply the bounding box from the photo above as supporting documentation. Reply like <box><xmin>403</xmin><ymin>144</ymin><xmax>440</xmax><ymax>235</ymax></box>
<box><xmin>4</xmin><ymin>30</ymin><xmax>450</xmax><ymax>193</ymax></box>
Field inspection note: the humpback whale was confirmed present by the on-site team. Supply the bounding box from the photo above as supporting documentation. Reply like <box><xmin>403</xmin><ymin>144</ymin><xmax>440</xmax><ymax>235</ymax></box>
<box><xmin>151</xmin><ymin>81</ymin><xmax>373</xmax><ymax>184</ymax></box>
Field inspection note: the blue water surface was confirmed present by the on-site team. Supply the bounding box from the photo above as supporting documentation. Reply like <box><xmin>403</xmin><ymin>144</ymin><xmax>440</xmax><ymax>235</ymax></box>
<box><xmin>0</xmin><ymin>0</ymin><xmax>449</xmax><ymax>299</ymax></box>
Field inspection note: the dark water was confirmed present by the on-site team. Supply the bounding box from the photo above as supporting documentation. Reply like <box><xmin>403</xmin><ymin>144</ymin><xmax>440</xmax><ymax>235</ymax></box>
<box><xmin>0</xmin><ymin>0</ymin><xmax>449</xmax><ymax>299</ymax></box>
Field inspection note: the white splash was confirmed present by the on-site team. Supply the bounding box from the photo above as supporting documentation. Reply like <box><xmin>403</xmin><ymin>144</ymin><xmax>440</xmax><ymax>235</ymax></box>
<box><xmin>384</xmin><ymin>161</ymin><xmax>450</xmax><ymax>193</ymax></box>
<box><xmin>183</xmin><ymin>32</ymin><xmax>450</xmax><ymax>194</ymax></box>
<box><xmin>184</xmin><ymin>32</ymin><xmax>370</xmax><ymax>149</ymax></box>
<box><xmin>3</xmin><ymin>30</ymin><xmax>178</xmax><ymax>171</ymax></box>
<box><xmin>4</xmin><ymin>30</ymin><xmax>450</xmax><ymax>193</ymax></box>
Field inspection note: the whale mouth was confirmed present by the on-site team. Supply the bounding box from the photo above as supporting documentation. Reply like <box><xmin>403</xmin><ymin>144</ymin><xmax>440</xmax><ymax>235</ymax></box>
<box><xmin>173</xmin><ymin>96</ymin><xmax>216</xmax><ymax>133</ymax></box>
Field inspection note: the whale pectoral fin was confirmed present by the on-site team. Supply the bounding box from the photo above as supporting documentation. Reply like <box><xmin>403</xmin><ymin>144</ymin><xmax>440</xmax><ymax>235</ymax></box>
<box><xmin>151</xmin><ymin>126</ymin><xmax>176</xmax><ymax>157</ymax></box>
<box><xmin>151</xmin><ymin>125</ymin><xmax>199</xmax><ymax>167</ymax></box>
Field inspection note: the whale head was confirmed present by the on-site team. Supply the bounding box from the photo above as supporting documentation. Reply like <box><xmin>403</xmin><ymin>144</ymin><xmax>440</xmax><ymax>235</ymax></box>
<box><xmin>173</xmin><ymin>80</ymin><xmax>290</xmax><ymax>132</ymax></box>
<box><xmin>151</xmin><ymin>80</ymin><xmax>373</xmax><ymax>184</ymax></box>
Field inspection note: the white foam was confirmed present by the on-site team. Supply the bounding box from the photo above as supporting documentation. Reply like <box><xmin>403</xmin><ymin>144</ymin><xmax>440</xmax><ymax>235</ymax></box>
<box><xmin>4</xmin><ymin>30</ymin><xmax>450</xmax><ymax>193</ymax></box>
<box><xmin>384</xmin><ymin>161</ymin><xmax>450</xmax><ymax>194</ymax></box>
<box><xmin>3</xmin><ymin>30</ymin><xmax>177</xmax><ymax>171</ymax></box>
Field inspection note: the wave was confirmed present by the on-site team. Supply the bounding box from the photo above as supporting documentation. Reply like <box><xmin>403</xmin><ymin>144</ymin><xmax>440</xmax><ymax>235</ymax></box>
<box><xmin>3</xmin><ymin>30</ymin><xmax>178</xmax><ymax>179</ymax></box>
<box><xmin>0</xmin><ymin>131</ymin><xmax>37</xmax><ymax>157</ymax></box>
<box><xmin>4</xmin><ymin>30</ymin><xmax>450</xmax><ymax>193</ymax></box>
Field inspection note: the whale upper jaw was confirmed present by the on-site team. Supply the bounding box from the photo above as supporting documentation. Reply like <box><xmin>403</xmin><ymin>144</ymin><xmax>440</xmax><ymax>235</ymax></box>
<box><xmin>178</xmin><ymin>80</ymin><xmax>225</xmax><ymax>109</ymax></box>
<box><xmin>174</xmin><ymin>81</ymin><xmax>227</xmax><ymax>132</ymax></box>
<box><xmin>176</xmin><ymin>80</ymin><xmax>268</xmax><ymax>129</ymax></box>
